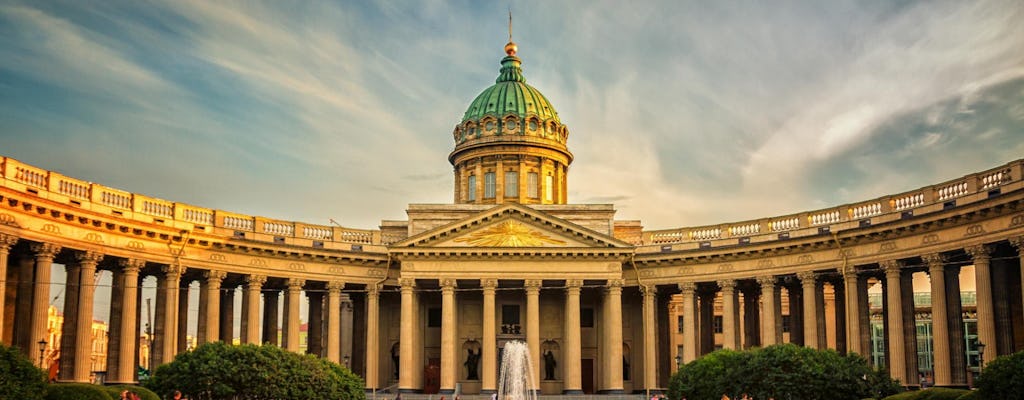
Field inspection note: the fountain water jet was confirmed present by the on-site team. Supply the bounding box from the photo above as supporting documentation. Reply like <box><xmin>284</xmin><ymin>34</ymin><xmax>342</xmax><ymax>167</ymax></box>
<box><xmin>497</xmin><ymin>340</ymin><xmax>538</xmax><ymax>400</ymax></box>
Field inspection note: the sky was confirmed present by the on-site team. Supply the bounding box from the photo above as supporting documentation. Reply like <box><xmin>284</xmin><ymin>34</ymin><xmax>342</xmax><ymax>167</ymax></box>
<box><xmin>2</xmin><ymin>0</ymin><xmax>1023</xmax><ymax>233</ymax></box>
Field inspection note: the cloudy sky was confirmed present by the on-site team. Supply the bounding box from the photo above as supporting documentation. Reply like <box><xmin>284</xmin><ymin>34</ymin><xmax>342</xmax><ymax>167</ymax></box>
<box><xmin>2</xmin><ymin>0</ymin><xmax>1023</xmax><ymax>231</ymax></box>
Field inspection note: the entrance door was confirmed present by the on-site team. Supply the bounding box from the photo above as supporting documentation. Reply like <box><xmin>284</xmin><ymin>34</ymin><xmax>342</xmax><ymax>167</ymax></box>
<box><xmin>424</xmin><ymin>358</ymin><xmax>440</xmax><ymax>394</ymax></box>
<box><xmin>581</xmin><ymin>358</ymin><xmax>594</xmax><ymax>394</ymax></box>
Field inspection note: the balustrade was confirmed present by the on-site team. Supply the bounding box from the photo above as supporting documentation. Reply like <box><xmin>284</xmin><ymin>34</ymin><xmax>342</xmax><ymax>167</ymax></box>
<box><xmin>141</xmin><ymin>199</ymin><xmax>174</xmax><ymax>218</ymax></box>
<box><xmin>729</xmin><ymin>223</ymin><xmax>760</xmax><ymax>236</ymax></box>
<box><xmin>850</xmin><ymin>202</ymin><xmax>881</xmax><ymax>219</ymax></box>
<box><xmin>100</xmin><ymin>189</ymin><xmax>132</xmax><ymax>209</ymax></box>
<box><xmin>223</xmin><ymin>216</ymin><xmax>255</xmax><ymax>231</ymax></box>
<box><xmin>263</xmin><ymin>221</ymin><xmax>295</xmax><ymax>236</ymax></box>
<box><xmin>689</xmin><ymin>227</ymin><xmax>721</xmax><ymax>241</ymax></box>
<box><xmin>182</xmin><ymin>208</ymin><xmax>214</xmax><ymax>225</ymax></box>
<box><xmin>809</xmin><ymin>210</ymin><xmax>841</xmax><ymax>226</ymax></box>
<box><xmin>770</xmin><ymin>217</ymin><xmax>800</xmax><ymax>231</ymax></box>
<box><xmin>980</xmin><ymin>169</ymin><xmax>1009</xmax><ymax>189</ymax></box>
<box><xmin>58</xmin><ymin>179</ymin><xmax>90</xmax><ymax>199</ymax></box>
<box><xmin>302</xmin><ymin>226</ymin><xmax>333</xmax><ymax>240</ymax></box>
<box><xmin>936</xmin><ymin>181</ymin><xmax>968</xmax><ymax>200</ymax></box>
<box><xmin>893</xmin><ymin>193</ymin><xmax>924</xmax><ymax>210</ymax></box>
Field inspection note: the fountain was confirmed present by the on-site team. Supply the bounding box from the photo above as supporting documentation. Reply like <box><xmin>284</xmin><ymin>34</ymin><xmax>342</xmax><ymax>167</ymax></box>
<box><xmin>497</xmin><ymin>340</ymin><xmax>538</xmax><ymax>400</ymax></box>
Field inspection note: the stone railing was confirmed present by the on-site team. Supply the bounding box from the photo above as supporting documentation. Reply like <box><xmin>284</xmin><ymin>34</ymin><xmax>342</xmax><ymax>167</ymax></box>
<box><xmin>0</xmin><ymin>156</ymin><xmax>385</xmax><ymax>246</ymax></box>
<box><xmin>641</xmin><ymin>159</ymin><xmax>1023</xmax><ymax>247</ymax></box>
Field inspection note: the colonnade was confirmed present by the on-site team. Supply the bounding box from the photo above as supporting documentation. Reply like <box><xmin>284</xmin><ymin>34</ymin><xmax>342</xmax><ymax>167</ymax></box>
<box><xmin>674</xmin><ymin>238</ymin><xmax>1024</xmax><ymax>388</ymax></box>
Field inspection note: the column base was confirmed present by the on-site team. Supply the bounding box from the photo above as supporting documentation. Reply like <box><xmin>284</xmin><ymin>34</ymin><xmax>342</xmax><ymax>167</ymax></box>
<box><xmin>633</xmin><ymin>389</ymin><xmax>666</xmax><ymax>394</ymax></box>
<box><xmin>597</xmin><ymin>389</ymin><xmax>625</xmax><ymax>394</ymax></box>
<box><xmin>562</xmin><ymin>390</ymin><xmax>584</xmax><ymax>394</ymax></box>
<box><xmin>399</xmin><ymin>389</ymin><xmax>421</xmax><ymax>394</ymax></box>
<box><xmin>480</xmin><ymin>390</ymin><xmax>496</xmax><ymax>395</ymax></box>
<box><xmin>439</xmin><ymin>389</ymin><xmax>455</xmax><ymax>395</ymax></box>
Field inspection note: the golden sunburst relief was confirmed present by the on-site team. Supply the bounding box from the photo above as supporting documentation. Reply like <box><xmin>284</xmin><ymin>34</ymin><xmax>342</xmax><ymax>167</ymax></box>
<box><xmin>453</xmin><ymin>220</ymin><xmax>567</xmax><ymax>247</ymax></box>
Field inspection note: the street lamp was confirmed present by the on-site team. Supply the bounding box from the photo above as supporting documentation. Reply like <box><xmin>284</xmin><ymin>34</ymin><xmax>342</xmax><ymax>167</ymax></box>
<box><xmin>343</xmin><ymin>354</ymin><xmax>350</xmax><ymax>368</ymax></box>
<box><xmin>976</xmin><ymin>341</ymin><xmax>986</xmax><ymax>372</ymax></box>
<box><xmin>675</xmin><ymin>353</ymin><xmax>682</xmax><ymax>369</ymax></box>
<box><xmin>37</xmin><ymin>339</ymin><xmax>48</xmax><ymax>368</ymax></box>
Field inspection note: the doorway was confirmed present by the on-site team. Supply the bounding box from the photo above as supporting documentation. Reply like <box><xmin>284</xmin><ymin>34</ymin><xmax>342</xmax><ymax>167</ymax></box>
<box><xmin>424</xmin><ymin>358</ymin><xmax>440</xmax><ymax>394</ymax></box>
<box><xmin>581</xmin><ymin>358</ymin><xmax>594</xmax><ymax>394</ymax></box>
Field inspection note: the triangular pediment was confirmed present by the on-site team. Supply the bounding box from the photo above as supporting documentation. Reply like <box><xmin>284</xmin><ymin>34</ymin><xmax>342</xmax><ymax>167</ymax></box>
<box><xmin>391</xmin><ymin>203</ymin><xmax>632</xmax><ymax>249</ymax></box>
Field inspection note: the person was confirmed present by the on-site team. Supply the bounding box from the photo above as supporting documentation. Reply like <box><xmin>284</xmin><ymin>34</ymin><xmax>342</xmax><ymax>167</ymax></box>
<box><xmin>543</xmin><ymin>350</ymin><xmax>557</xmax><ymax>380</ymax></box>
<box><xmin>491</xmin><ymin>392</ymin><xmax>498</xmax><ymax>400</ymax></box>
<box><xmin>119</xmin><ymin>391</ymin><xmax>131</xmax><ymax>400</ymax></box>
<box><xmin>172</xmin><ymin>390</ymin><xmax>182</xmax><ymax>400</ymax></box>
<box><xmin>395</xmin><ymin>394</ymin><xmax>401</xmax><ymax>400</ymax></box>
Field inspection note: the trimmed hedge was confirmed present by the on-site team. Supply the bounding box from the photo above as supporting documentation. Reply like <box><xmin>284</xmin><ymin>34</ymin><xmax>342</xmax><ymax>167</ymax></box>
<box><xmin>975</xmin><ymin>350</ymin><xmax>1024</xmax><ymax>399</ymax></box>
<box><xmin>104</xmin><ymin>385</ymin><xmax>160</xmax><ymax>400</ymax></box>
<box><xmin>43</xmin><ymin>383</ymin><xmax>110</xmax><ymax>400</ymax></box>
<box><xmin>882</xmin><ymin>388</ymin><xmax>970</xmax><ymax>400</ymax></box>
<box><xmin>0</xmin><ymin>343</ymin><xmax>46</xmax><ymax>400</ymax></box>
<box><xmin>668</xmin><ymin>344</ymin><xmax>902</xmax><ymax>400</ymax></box>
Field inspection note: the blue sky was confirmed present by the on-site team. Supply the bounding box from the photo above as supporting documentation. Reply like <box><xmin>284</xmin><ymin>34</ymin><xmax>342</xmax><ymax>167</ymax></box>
<box><xmin>2</xmin><ymin>0</ymin><xmax>1023</xmax><ymax>230</ymax></box>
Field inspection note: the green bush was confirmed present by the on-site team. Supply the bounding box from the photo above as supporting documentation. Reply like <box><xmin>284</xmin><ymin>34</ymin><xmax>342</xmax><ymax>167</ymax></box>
<box><xmin>882</xmin><ymin>388</ymin><xmax>970</xmax><ymax>400</ymax></box>
<box><xmin>975</xmin><ymin>350</ymin><xmax>1024</xmax><ymax>399</ymax></box>
<box><xmin>955</xmin><ymin>390</ymin><xmax>979</xmax><ymax>400</ymax></box>
<box><xmin>146</xmin><ymin>342</ymin><xmax>365</xmax><ymax>400</ymax></box>
<box><xmin>0</xmin><ymin>343</ymin><xmax>46</xmax><ymax>400</ymax></box>
<box><xmin>43</xmin><ymin>383</ymin><xmax>110</xmax><ymax>400</ymax></box>
<box><xmin>104</xmin><ymin>385</ymin><xmax>160</xmax><ymax>400</ymax></box>
<box><xmin>668</xmin><ymin>344</ymin><xmax>902</xmax><ymax>400</ymax></box>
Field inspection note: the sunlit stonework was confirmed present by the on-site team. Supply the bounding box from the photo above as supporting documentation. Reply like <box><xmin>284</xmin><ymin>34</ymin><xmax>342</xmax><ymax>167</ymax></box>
<box><xmin>454</xmin><ymin>220</ymin><xmax>566</xmax><ymax>247</ymax></box>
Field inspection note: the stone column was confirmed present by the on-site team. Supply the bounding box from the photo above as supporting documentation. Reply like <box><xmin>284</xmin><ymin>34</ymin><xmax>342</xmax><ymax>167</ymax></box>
<box><xmin>219</xmin><ymin>287</ymin><xmax>235</xmax><ymax>344</ymax></box>
<box><xmin>482</xmin><ymin>279</ymin><xmax>498</xmax><ymax>394</ymax></box>
<box><xmin>966</xmin><ymin>245</ymin><xmax>997</xmax><ymax>366</ymax></box>
<box><xmin>944</xmin><ymin>264</ymin><xmax>967</xmax><ymax>385</ymax></box>
<box><xmin>58</xmin><ymin>259</ymin><xmax>82</xmax><ymax>381</ymax></box>
<box><xmin>263</xmin><ymin>289</ymin><xmax>280</xmax><ymax>346</ymax></box>
<box><xmin>830</xmin><ymin>277</ymin><xmax>847</xmax><ymax>354</ymax></box>
<box><xmin>244</xmin><ymin>275</ymin><xmax>265</xmax><ymax>345</ymax></box>
<box><xmin>797</xmin><ymin>271</ymin><xmax>819</xmax><ymax>349</ymax></box>
<box><xmin>398</xmin><ymin>278</ymin><xmax>416</xmax><ymax>392</ymax></box>
<box><xmin>27</xmin><ymin>243</ymin><xmax>60</xmax><ymax>364</ymax></box>
<box><xmin>177</xmin><ymin>280</ymin><xmax>191</xmax><ymax>353</ymax></box>
<box><xmin>741</xmin><ymin>284</ymin><xmax>760</xmax><ymax>349</ymax></box>
<box><xmin>600</xmin><ymin>279</ymin><xmax>624</xmax><ymax>393</ymax></box>
<box><xmin>1011</xmin><ymin>236</ymin><xmax>1024</xmax><ymax>349</ymax></box>
<box><xmin>880</xmin><ymin>260</ymin><xmax>906</xmax><ymax>384</ymax></box>
<box><xmin>365</xmin><ymin>285</ymin><xmax>381</xmax><ymax>391</ymax></box>
<box><xmin>843</xmin><ymin>270</ymin><xmax>862</xmax><ymax>356</ymax></box>
<box><xmin>327</xmin><ymin>281</ymin><xmax>344</xmax><ymax>362</ymax></box>
<box><xmin>641</xmin><ymin>285</ymin><xmax>658</xmax><ymax>392</ymax></box>
<box><xmin>306</xmin><ymin>291</ymin><xmax>323</xmax><ymax>356</ymax></box>
<box><xmin>757</xmin><ymin>275</ymin><xmax>778</xmax><ymax>346</ymax></box>
<box><xmin>341</xmin><ymin>294</ymin><xmax>354</xmax><ymax>365</ymax></box>
<box><xmin>698</xmin><ymin>288</ymin><xmax>715</xmax><ymax>355</ymax></box>
<box><xmin>111</xmin><ymin>259</ymin><xmax>143</xmax><ymax>383</ymax></box>
<box><xmin>718</xmin><ymin>280</ymin><xmax>739</xmax><ymax>350</ymax></box>
<box><xmin>563</xmin><ymin>279</ymin><xmax>583</xmax><ymax>394</ymax></box>
<box><xmin>0</xmin><ymin>234</ymin><xmax>16</xmax><ymax>341</ymax></box>
<box><xmin>923</xmin><ymin>254</ymin><xmax>951</xmax><ymax>387</ymax></box>
<box><xmin>154</xmin><ymin>264</ymin><xmax>184</xmax><ymax>366</ymax></box>
<box><xmin>201</xmin><ymin>271</ymin><xmax>226</xmax><ymax>344</ymax></box>
<box><xmin>284</xmin><ymin>278</ymin><xmax>304</xmax><ymax>352</ymax></box>
<box><xmin>525</xmin><ymin>279</ymin><xmax>542</xmax><ymax>392</ymax></box>
<box><xmin>71</xmin><ymin>251</ymin><xmax>103</xmax><ymax>382</ymax></box>
<box><xmin>679</xmin><ymin>282</ymin><xmax>698</xmax><ymax>362</ymax></box>
<box><xmin>441</xmin><ymin>279</ymin><xmax>458</xmax><ymax>394</ymax></box>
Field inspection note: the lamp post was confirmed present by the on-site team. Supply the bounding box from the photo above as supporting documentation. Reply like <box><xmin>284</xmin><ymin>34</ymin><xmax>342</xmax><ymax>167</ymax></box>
<box><xmin>37</xmin><ymin>339</ymin><xmax>47</xmax><ymax>368</ymax></box>
<box><xmin>343</xmin><ymin>354</ymin><xmax>350</xmax><ymax>368</ymax></box>
<box><xmin>675</xmin><ymin>353</ymin><xmax>682</xmax><ymax>370</ymax></box>
<box><xmin>976</xmin><ymin>341</ymin><xmax>986</xmax><ymax>373</ymax></box>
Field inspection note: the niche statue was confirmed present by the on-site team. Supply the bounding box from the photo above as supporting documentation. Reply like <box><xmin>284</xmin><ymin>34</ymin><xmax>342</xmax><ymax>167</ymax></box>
<box><xmin>543</xmin><ymin>350</ymin><xmax>557</xmax><ymax>380</ymax></box>
<box><xmin>465</xmin><ymin>348</ymin><xmax>480</xmax><ymax>380</ymax></box>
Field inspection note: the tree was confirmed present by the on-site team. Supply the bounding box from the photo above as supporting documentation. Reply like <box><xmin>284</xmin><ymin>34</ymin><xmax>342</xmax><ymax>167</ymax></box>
<box><xmin>146</xmin><ymin>342</ymin><xmax>365</xmax><ymax>400</ymax></box>
<box><xmin>0</xmin><ymin>343</ymin><xmax>46</xmax><ymax>400</ymax></box>
<box><xmin>975</xmin><ymin>350</ymin><xmax>1024</xmax><ymax>399</ymax></box>
<box><xmin>669</xmin><ymin>344</ymin><xmax>901</xmax><ymax>400</ymax></box>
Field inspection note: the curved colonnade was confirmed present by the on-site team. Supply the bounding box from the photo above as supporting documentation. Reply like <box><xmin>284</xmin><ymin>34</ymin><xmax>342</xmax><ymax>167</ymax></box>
<box><xmin>1</xmin><ymin>155</ymin><xmax>1023</xmax><ymax>392</ymax></box>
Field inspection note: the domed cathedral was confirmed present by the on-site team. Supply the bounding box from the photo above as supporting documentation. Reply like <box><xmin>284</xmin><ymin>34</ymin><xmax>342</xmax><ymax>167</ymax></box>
<box><xmin>450</xmin><ymin>39</ymin><xmax>571</xmax><ymax>205</ymax></box>
<box><xmin>1</xmin><ymin>24</ymin><xmax>1024</xmax><ymax>399</ymax></box>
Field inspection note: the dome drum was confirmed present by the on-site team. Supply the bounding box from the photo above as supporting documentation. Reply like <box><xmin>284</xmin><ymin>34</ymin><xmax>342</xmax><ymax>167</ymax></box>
<box><xmin>453</xmin><ymin>114</ymin><xmax>569</xmax><ymax>147</ymax></box>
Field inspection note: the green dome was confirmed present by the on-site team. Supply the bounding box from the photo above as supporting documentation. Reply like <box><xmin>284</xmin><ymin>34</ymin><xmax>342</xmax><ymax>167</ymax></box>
<box><xmin>462</xmin><ymin>55</ymin><xmax>561</xmax><ymax>124</ymax></box>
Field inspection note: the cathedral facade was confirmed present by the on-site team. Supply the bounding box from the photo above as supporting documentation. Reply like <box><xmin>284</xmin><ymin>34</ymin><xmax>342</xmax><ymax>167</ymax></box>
<box><xmin>1</xmin><ymin>39</ymin><xmax>1023</xmax><ymax>394</ymax></box>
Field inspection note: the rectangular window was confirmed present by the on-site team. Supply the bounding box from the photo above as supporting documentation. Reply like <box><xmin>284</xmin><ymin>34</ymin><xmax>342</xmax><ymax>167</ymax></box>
<box><xmin>544</xmin><ymin>174</ymin><xmax>554</xmax><ymax>201</ymax></box>
<box><xmin>581</xmin><ymin>308</ymin><xmax>595</xmax><ymax>328</ymax></box>
<box><xmin>428</xmin><ymin>308</ymin><xmax>442</xmax><ymax>327</ymax></box>
<box><xmin>484</xmin><ymin>172</ymin><xmax>496</xmax><ymax>198</ymax></box>
<box><xmin>502</xmin><ymin>305</ymin><xmax>520</xmax><ymax>325</ymax></box>
<box><xmin>467</xmin><ymin>175</ymin><xmax>477</xmax><ymax>201</ymax></box>
<box><xmin>527</xmin><ymin>172</ymin><xmax>539</xmax><ymax>198</ymax></box>
<box><xmin>713</xmin><ymin>316</ymin><xmax>723</xmax><ymax>334</ymax></box>
<box><xmin>504</xmin><ymin>171</ymin><xmax>518</xmax><ymax>197</ymax></box>
<box><xmin>781</xmin><ymin>315</ymin><xmax>791</xmax><ymax>333</ymax></box>
<box><xmin>677</xmin><ymin>315</ymin><xmax>684</xmax><ymax>333</ymax></box>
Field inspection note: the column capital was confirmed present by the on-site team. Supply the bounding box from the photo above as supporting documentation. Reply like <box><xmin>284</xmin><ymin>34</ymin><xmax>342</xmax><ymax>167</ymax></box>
<box><xmin>0</xmin><ymin>232</ymin><xmax>18</xmax><ymax>250</ymax></box>
<box><xmin>204</xmin><ymin>270</ymin><xmax>228</xmax><ymax>284</ymax></box>
<box><xmin>366</xmin><ymin>284</ymin><xmax>380</xmax><ymax>297</ymax></box>
<box><xmin>678</xmin><ymin>281</ymin><xmax>696</xmax><ymax>294</ymax></box>
<box><xmin>30</xmin><ymin>242</ymin><xmax>61</xmax><ymax>259</ymax></box>
<box><xmin>922</xmin><ymin>253</ymin><xmax>948</xmax><ymax>272</ymax></box>
<box><xmin>118</xmin><ymin>258</ymin><xmax>146</xmax><ymax>274</ymax></box>
<box><xmin>287</xmin><ymin>278</ymin><xmax>306</xmax><ymax>289</ymax></box>
<box><xmin>878</xmin><ymin>259</ymin><xmax>901</xmax><ymax>276</ymax></box>
<box><xmin>756</xmin><ymin>275</ymin><xmax>776</xmax><ymax>287</ymax></box>
<box><xmin>717</xmin><ymin>279</ymin><xmax>736</xmax><ymax>290</ymax></box>
<box><xmin>398</xmin><ymin>277</ymin><xmax>416</xmax><ymax>288</ymax></box>
<box><xmin>606</xmin><ymin>279</ymin><xmax>625</xmax><ymax>288</ymax></box>
<box><xmin>246</xmin><ymin>274</ymin><xmax>266</xmax><ymax>287</ymax></box>
<box><xmin>327</xmin><ymin>280</ymin><xmax>345</xmax><ymax>292</ymax></box>
<box><xmin>525</xmin><ymin>279</ymin><xmax>543</xmax><ymax>292</ymax></box>
<box><xmin>75</xmin><ymin>250</ymin><xmax>104</xmax><ymax>265</ymax></box>
<box><xmin>796</xmin><ymin>271</ymin><xmax>816</xmax><ymax>285</ymax></box>
<box><xmin>1008</xmin><ymin>236</ymin><xmax>1024</xmax><ymax>251</ymax></box>
<box><xmin>162</xmin><ymin>264</ymin><xmax>186</xmax><ymax>277</ymax></box>
<box><xmin>964</xmin><ymin>244</ymin><xmax>993</xmax><ymax>262</ymax></box>
<box><xmin>440</xmin><ymin>278</ymin><xmax>457</xmax><ymax>289</ymax></box>
<box><xmin>641</xmin><ymin>284</ymin><xmax>657</xmax><ymax>296</ymax></box>
<box><xmin>566</xmin><ymin>279</ymin><xmax>583</xmax><ymax>288</ymax></box>
<box><xmin>481</xmin><ymin>278</ymin><xmax>498</xmax><ymax>289</ymax></box>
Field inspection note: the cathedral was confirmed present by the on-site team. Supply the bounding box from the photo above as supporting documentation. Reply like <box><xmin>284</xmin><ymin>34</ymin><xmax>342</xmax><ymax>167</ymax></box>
<box><xmin>1</xmin><ymin>36</ymin><xmax>1023</xmax><ymax>394</ymax></box>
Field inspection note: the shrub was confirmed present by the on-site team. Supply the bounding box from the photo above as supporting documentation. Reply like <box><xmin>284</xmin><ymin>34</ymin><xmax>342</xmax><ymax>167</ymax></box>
<box><xmin>146</xmin><ymin>342</ymin><xmax>365</xmax><ymax>400</ymax></box>
<box><xmin>43</xmin><ymin>383</ymin><xmax>110</xmax><ymax>400</ymax></box>
<box><xmin>0</xmin><ymin>343</ymin><xmax>46</xmax><ymax>400</ymax></box>
<box><xmin>882</xmin><ymin>388</ymin><xmax>970</xmax><ymax>400</ymax></box>
<box><xmin>975</xmin><ymin>350</ymin><xmax>1024</xmax><ymax>399</ymax></box>
<box><xmin>104</xmin><ymin>385</ymin><xmax>160</xmax><ymax>400</ymax></box>
<box><xmin>669</xmin><ymin>344</ymin><xmax>902</xmax><ymax>400</ymax></box>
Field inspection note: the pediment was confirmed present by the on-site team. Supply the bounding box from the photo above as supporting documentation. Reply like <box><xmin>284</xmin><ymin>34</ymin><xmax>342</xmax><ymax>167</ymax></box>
<box><xmin>391</xmin><ymin>203</ymin><xmax>632</xmax><ymax>249</ymax></box>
